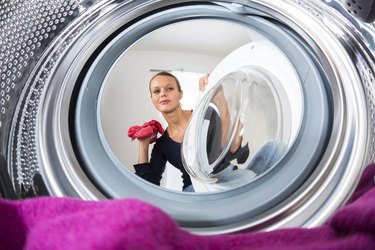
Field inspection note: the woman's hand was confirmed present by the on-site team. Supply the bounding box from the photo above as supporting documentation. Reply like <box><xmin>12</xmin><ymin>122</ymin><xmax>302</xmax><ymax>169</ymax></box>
<box><xmin>199</xmin><ymin>73</ymin><xmax>210</xmax><ymax>92</ymax></box>
<box><xmin>199</xmin><ymin>73</ymin><xmax>225</xmax><ymax>104</ymax></box>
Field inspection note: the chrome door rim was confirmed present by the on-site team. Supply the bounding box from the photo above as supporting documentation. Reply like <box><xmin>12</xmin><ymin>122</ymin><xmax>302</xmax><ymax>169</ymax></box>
<box><xmin>7</xmin><ymin>0</ymin><xmax>374</xmax><ymax>234</ymax></box>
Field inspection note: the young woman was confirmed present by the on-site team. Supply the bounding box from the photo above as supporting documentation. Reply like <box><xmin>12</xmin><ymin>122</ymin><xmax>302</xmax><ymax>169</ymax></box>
<box><xmin>133</xmin><ymin>71</ymin><xmax>194</xmax><ymax>191</ymax></box>
<box><xmin>132</xmin><ymin>71</ymin><xmax>249</xmax><ymax>192</ymax></box>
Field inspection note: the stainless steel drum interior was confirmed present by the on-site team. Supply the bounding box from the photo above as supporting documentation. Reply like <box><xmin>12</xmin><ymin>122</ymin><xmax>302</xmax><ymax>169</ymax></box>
<box><xmin>1</xmin><ymin>0</ymin><xmax>374</xmax><ymax>234</ymax></box>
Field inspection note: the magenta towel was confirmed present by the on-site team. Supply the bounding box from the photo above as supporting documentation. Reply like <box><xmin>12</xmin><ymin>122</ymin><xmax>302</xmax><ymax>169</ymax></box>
<box><xmin>1</xmin><ymin>165</ymin><xmax>375</xmax><ymax>250</ymax></box>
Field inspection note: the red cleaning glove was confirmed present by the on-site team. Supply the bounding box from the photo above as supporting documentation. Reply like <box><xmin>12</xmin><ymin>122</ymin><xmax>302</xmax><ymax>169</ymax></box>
<box><xmin>128</xmin><ymin>120</ymin><xmax>164</xmax><ymax>144</ymax></box>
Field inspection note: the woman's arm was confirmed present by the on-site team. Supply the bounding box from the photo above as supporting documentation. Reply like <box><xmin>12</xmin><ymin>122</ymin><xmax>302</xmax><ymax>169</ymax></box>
<box><xmin>134</xmin><ymin>138</ymin><xmax>167</xmax><ymax>186</ymax></box>
<box><xmin>137</xmin><ymin>137</ymin><xmax>152</xmax><ymax>164</ymax></box>
<box><xmin>200</xmin><ymin>74</ymin><xmax>239</xmax><ymax>153</ymax></box>
<box><xmin>212</xmin><ymin>86</ymin><xmax>231</xmax><ymax>149</ymax></box>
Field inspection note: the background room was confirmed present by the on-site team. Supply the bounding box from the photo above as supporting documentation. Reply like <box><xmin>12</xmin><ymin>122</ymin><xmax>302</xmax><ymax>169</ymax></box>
<box><xmin>99</xmin><ymin>20</ymin><xmax>260</xmax><ymax>190</ymax></box>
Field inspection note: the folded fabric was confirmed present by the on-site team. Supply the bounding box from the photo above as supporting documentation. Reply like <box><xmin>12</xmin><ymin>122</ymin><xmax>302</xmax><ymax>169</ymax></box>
<box><xmin>127</xmin><ymin>120</ymin><xmax>164</xmax><ymax>144</ymax></box>
<box><xmin>1</xmin><ymin>164</ymin><xmax>375</xmax><ymax>250</ymax></box>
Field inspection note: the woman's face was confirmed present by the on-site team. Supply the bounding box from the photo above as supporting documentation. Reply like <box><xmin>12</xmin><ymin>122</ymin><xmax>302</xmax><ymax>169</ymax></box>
<box><xmin>150</xmin><ymin>75</ymin><xmax>183</xmax><ymax>113</ymax></box>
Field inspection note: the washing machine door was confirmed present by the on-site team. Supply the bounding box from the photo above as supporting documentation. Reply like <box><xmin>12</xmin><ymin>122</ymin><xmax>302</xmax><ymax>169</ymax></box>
<box><xmin>1</xmin><ymin>0</ymin><xmax>375</xmax><ymax>234</ymax></box>
<box><xmin>182</xmin><ymin>39</ymin><xmax>308</xmax><ymax>191</ymax></box>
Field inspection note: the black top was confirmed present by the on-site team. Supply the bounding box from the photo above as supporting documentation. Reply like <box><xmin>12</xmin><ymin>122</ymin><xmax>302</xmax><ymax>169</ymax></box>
<box><xmin>134</xmin><ymin>106</ymin><xmax>250</xmax><ymax>190</ymax></box>
<box><xmin>134</xmin><ymin>130</ymin><xmax>192</xmax><ymax>190</ymax></box>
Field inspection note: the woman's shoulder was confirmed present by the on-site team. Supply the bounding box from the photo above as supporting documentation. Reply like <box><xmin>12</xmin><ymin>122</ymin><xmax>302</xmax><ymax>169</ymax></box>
<box><xmin>155</xmin><ymin>128</ymin><xmax>181</xmax><ymax>146</ymax></box>
<box><xmin>155</xmin><ymin>129</ymin><xmax>169</xmax><ymax>144</ymax></box>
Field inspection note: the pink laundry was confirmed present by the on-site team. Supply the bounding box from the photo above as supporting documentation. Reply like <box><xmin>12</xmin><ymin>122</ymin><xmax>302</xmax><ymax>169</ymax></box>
<box><xmin>0</xmin><ymin>164</ymin><xmax>375</xmax><ymax>249</ymax></box>
<box><xmin>127</xmin><ymin>120</ymin><xmax>164</xmax><ymax>144</ymax></box>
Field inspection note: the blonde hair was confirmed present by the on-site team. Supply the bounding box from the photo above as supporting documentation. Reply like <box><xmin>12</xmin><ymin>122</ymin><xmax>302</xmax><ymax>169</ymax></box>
<box><xmin>149</xmin><ymin>71</ymin><xmax>182</xmax><ymax>92</ymax></box>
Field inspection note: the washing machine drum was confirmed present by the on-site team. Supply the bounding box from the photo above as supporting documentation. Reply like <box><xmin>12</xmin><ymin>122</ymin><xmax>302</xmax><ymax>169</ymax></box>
<box><xmin>1</xmin><ymin>0</ymin><xmax>375</xmax><ymax>234</ymax></box>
